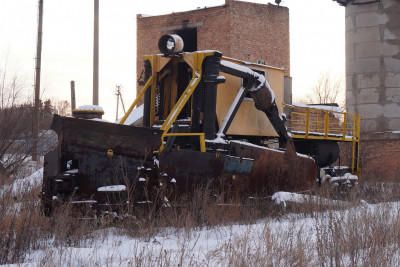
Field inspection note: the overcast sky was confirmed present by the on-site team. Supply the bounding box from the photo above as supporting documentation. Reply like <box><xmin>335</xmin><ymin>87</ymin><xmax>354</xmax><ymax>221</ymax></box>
<box><xmin>0</xmin><ymin>0</ymin><xmax>345</xmax><ymax>121</ymax></box>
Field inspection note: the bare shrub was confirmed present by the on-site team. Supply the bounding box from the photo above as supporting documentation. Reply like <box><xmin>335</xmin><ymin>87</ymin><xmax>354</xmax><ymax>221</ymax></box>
<box><xmin>3</xmin><ymin>174</ymin><xmax>400</xmax><ymax>266</ymax></box>
<box><xmin>0</xmin><ymin>184</ymin><xmax>48</xmax><ymax>264</ymax></box>
<box><xmin>0</xmin><ymin>68</ymin><xmax>59</xmax><ymax>178</ymax></box>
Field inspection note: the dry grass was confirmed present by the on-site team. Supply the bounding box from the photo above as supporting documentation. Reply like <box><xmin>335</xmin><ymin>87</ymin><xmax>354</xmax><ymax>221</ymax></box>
<box><xmin>1</xmin><ymin>170</ymin><xmax>400</xmax><ymax>266</ymax></box>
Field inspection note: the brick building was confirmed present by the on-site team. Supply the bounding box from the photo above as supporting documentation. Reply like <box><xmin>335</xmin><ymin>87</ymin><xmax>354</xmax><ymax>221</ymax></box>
<box><xmin>136</xmin><ymin>0</ymin><xmax>290</xmax><ymax>94</ymax></box>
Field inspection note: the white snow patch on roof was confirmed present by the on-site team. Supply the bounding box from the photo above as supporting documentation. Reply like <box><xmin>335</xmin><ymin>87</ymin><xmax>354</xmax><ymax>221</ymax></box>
<box><xmin>198</xmin><ymin>50</ymin><xmax>221</xmax><ymax>53</ymax></box>
<box><xmin>115</xmin><ymin>104</ymin><xmax>144</xmax><ymax>125</ymax></box>
<box><xmin>222</xmin><ymin>56</ymin><xmax>284</xmax><ymax>70</ymax></box>
<box><xmin>89</xmin><ymin>118</ymin><xmax>110</xmax><ymax>123</ymax></box>
<box><xmin>292</xmin><ymin>103</ymin><xmax>343</xmax><ymax>117</ymax></box>
<box><xmin>76</xmin><ymin>105</ymin><xmax>104</xmax><ymax>112</ymax></box>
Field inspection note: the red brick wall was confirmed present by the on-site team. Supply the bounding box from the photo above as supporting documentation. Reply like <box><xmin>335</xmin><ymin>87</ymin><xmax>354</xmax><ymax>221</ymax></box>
<box><xmin>136</xmin><ymin>0</ymin><xmax>290</xmax><ymax>95</ymax></box>
<box><xmin>359</xmin><ymin>138</ymin><xmax>400</xmax><ymax>182</ymax></box>
<box><xmin>229</xmin><ymin>1</ymin><xmax>290</xmax><ymax>75</ymax></box>
<box><xmin>136</xmin><ymin>5</ymin><xmax>231</xmax><ymax>88</ymax></box>
<box><xmin>338</xmin><ymin>136</ymin><xmax>400</xmax><ymax>182</ymax></box>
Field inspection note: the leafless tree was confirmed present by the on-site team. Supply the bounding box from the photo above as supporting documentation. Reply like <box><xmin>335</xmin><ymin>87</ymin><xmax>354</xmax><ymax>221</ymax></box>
<box><xmin>0</xmin><ymin>67</ymin><xmax>33</xmax><ymax>177</ymax></box>
<box><xmin>0</xmin><ymin>63</ymin><xmax>71</xmax><ymax>178</ymax></box>
<box><xmin>54</xmin><ymin>100</ymin><xmax>71</xmax><ymax>116</ymax></box>
<box><xmin>296</xmin><ymin>72</ymin><xmax>345</xmax><ymax>109</ymax></box>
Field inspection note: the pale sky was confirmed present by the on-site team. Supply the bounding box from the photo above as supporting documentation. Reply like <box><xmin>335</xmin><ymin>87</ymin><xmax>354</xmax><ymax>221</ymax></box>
<box><xmin>0</xmin><ymin>0</ymin><xmax>345</xmax><ymax>121</ymax></box>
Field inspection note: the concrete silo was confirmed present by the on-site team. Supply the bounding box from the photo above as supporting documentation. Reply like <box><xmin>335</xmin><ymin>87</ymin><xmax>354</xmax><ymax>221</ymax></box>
<box><xmin>338</xmin><ymin>0</ymin><xmax>400</xmax><ymax>132</ymax></box>
<box><xmin>335</xmin><ymin>0</ymin><xmax>400</xmax><ymax>180</ymax></box>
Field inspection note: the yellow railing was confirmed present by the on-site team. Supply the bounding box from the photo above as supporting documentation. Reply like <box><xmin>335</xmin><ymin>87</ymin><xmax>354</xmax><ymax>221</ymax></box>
<box><xmin>119</xmin><ymin>76</ymin><xmax>153</xmax><ymax>125</ymax></box>
<box><xmin>284</xmin><ymin>104</ymin><xmax>360</xmax><ymax>142</ymax></box>
<box><xmin>284</xmin><ymin>103</ymin><xmax>361</xmax><ymax>176</ymax></box>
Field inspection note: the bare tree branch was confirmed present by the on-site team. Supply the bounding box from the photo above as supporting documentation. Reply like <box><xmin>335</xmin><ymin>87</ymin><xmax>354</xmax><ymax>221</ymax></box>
<box><xmin>295</xmin><ymin>72</ymin><xmax>346</xmax><ymax>109</ymax></box>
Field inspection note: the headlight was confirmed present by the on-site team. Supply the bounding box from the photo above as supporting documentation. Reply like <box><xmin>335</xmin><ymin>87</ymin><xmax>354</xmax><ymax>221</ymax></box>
<box><xmin>158</xmin><ymin>34</ymin><xmax>184</xmax><ymax>55</ymax></box>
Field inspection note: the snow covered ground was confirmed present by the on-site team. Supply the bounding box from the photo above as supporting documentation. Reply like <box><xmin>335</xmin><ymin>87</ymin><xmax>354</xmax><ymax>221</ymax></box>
<box><xmin>7</xmin><ymin>200</ymin><xmax>400</xmax><ymax>267</ymax></box>
<box><xmin>2</xmin><ymin>168</ymin><xmax>400</xmax><ymax>266</ymax></box>
<box><xmin>0</xmin><ymin>168</ymin><xmax>43</xmax><ymax>198</ymax></box>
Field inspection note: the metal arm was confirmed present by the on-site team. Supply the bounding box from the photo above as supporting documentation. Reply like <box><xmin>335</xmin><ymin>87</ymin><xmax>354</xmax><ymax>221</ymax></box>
<box><xmin>219</xmin><ymin>60</ymin><xmax>291</xmax><ymax>147</ymax></box>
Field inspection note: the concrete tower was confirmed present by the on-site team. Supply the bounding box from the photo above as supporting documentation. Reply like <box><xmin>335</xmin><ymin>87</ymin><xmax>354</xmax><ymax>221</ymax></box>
<box><xmin>338</xmin><ymin>0</ymin><xmax>400</xmax><ymax>133</ymax></box>
<box><xmin>335</xmin><ymin>0</ymin><xmax>400</xmax><ymax>181</ymax></box>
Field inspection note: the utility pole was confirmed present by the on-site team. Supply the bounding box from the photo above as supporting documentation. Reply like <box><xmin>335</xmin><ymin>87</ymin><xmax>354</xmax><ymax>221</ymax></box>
<box><xmin>93</xmin><ymin>0</ymin><xmax>99</xmax><ymax>105</ymax></box>
<box><xmin>33</xmin><ymin>0</ymin><xmax>43</xmax><ymax>162</ymax></box>
<box><xmin>115</xmin><ymin>85</ymin><xmax>125</xmax><ymax>121</ymax></box>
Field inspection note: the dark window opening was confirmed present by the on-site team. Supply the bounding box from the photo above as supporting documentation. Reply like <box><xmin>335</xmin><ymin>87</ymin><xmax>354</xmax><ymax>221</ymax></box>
<box><xmin>175</xmin><ymin>28</ymin><xmax>197</xmax><ymax>52</ymax></box>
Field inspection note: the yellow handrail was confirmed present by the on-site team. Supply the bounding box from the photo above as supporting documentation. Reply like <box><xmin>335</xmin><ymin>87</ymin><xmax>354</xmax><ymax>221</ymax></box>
<box><xmin>283</xmin><ymin>103</ymin><xmax>361</xmax><ymax>177</ymax></box>
<box><xmin>283</xmin><ymin>103</ymin><xmax>359</xmax><ymax>142</ymax></box>
<box><xmin>161</xmin><ymin>133</ymin><xmax>206</xmax><ymax>152</ymax></box>
<box><xmin>119</xmin><ymin>76</ymin><xmax>153</xmax><ymax>125</ymax></box>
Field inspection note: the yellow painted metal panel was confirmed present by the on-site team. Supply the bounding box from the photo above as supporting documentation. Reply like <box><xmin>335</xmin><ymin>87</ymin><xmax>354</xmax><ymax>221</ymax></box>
<box><xmin>143</xmin><ymin>55</ymin><xmax>170</xmax><ymax>72</ymax></box>
<box><xmin>182</xmin><ymin>53</ymin><xmax>194</xmax><ymax>69</ymax></box>
<box><xmin>216</xmin><ymin>63</ymin><xmax>285</xmax><ymax>137</ymax></box>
